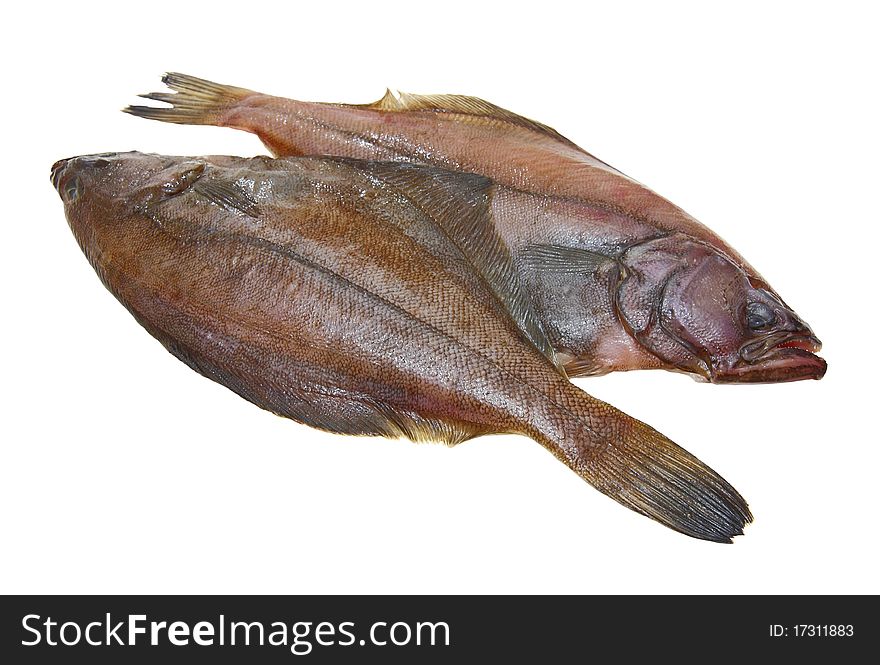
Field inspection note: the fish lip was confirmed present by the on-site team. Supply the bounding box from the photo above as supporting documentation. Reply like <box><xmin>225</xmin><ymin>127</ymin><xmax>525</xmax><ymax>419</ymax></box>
<box><xmin>713</xmin><ymin>334</ymin><xmax>827</xmax><ymax>383</ymax></box>
<box><xmin>739</xmin><ymin>331</ymin><xmax>822</xmax><ymax>363</ymax></box>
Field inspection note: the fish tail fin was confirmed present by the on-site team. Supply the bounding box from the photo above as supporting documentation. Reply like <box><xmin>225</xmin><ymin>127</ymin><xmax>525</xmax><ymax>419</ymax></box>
<box><xmin>123</xmin><ymin>72</ymin><xmax>254</xmax><ymax>125</ymax></box>
<box><xmin>533</xmin><ymin>387</ymin><xmax>752</xmax><ymax>542</ymax></box>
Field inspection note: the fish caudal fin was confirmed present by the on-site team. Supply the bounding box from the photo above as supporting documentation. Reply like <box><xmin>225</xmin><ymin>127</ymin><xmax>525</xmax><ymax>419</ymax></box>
<box><xmin>123</xmin><ymin>73</ymin><xmax>253</xmax><ymax>125</ymax></box>
<box><xmin>536</xmin><ymin>393</ymin><xmax>752</xmax><ymax>542</ymax></box>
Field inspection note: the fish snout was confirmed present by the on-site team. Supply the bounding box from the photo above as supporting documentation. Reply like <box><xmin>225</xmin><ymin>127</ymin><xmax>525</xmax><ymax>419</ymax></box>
<box><xmin>51</xmin><ymin>154</ymin><xmax>115</xmax><ymax>203</ymax></box>
<box><xmin>773</xmin><ymin>302</ymin><xmax>813</xmax><ymax>338</ymax></box>
<box><xmin>52</xmin><ymin>159</ymin><xmax>82</xmax><ymax>204</ymax></box>
<box><xmin>51</xmin><ymin>158</ymin><xmax>70</xmax><ymax>193</ymax></box>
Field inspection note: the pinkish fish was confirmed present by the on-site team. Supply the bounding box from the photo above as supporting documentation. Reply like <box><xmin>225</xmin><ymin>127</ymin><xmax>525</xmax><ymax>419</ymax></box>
<box><xmin>127</xmin><ymin>73</ymin><xmax>826</xmax><ymax>384</ymax></box>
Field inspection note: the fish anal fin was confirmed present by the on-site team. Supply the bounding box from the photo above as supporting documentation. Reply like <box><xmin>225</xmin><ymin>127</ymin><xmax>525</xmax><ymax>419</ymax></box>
<box><xmin>166</xmin><ymin>337</ymin><xmax>485</xmax><ymax>445</ymax></box>
<box><xmin>284</xmin><ymin>392</ymin><xmax>487</xmax><ymax>446</ymax></box>
<box><xmin>361</xmin><ymin>161</ymin><xmax>560</xmax><ymax>368</ymax></box>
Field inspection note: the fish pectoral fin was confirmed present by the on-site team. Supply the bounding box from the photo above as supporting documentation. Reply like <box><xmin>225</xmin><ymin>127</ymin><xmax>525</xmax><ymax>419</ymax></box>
<box><xmin>561</xmin><ymin>357</ymin><xmax>609</xmax><ymax>378</ymax></box>
<box><xmin>363</xmin><ymin>161</ymin><xmax>561</xmax><ymax>369</ymax></box>
<box><xmin>518</xmin><ymin>243</ymin><xmax>616</xmax><ymax>275</ymax></box>
<box><xmin>193</xmin><ymin>178</ymin><xmax>262</xmax><ymax>218</ymax></box>
<box><xmin>357</xmin><ymin>90</ymin><xmax>579</xmax><ymax>148</ymax></box>
<box><xmin>124</xmin><ymin>72</ymin><xmax>254</xmax><ymax>126</ymax></box>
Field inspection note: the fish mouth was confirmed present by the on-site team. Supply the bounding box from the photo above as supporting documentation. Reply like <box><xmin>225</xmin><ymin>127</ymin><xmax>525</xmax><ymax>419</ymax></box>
<box><xmin>713</xmin><ymin>332</ymin><xmax>827</xmax><ymax>383</ymax></box>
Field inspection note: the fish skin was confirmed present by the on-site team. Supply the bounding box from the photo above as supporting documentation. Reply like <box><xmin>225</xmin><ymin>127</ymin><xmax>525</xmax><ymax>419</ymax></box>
<box><xmin>52</xmin><ymin>151</ymin><xmax>751</xmax><ymax>541</ymax></box>
<box><xmin>125</xmin><ymin>74</ymin><xmax>825</xmax><ymax>383</ymax></box>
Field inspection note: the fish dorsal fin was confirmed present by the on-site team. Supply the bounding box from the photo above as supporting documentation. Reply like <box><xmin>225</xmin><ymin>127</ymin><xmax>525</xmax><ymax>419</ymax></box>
<box><xmin>360</xmin><ymin>161</ymin><xmax>559</xmax><ymax>368</ymax></box>
<box><xmin>358</xmin><ymin>90</ymin><xmax>580</xmax><ymax>149</ymax></box>
<box><xmin>518</xmin><ymin>244</ymin><xmax>616</xmax><ymax>274</ymax></box>
<box><xmin>367</xmin><ymin>88</ymin><xmax>402</xmax><ymax>111</ymax></box>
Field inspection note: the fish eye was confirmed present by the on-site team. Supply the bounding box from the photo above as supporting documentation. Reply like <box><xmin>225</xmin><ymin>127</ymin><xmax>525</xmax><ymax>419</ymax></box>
<box><xmin>746</xmin><ymin>302</ymin><xmax>776</xmax><ymax>330</ymax></box>
<box><xmin>64</xmin><ymin>176</ymin><xmax>82</xmax><ymax>203</ymax></box>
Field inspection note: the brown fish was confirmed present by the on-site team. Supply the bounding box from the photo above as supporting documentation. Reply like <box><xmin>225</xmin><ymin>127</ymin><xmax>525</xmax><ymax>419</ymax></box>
<box><xmin>126</xmin><ymin>73</ymin><xmax>826</xmax><ymax>384</ymax></box>
<box><xmin>52</xmin><ymin>151</ymin><xmax>751</xmax><ymax>541</ymax></box>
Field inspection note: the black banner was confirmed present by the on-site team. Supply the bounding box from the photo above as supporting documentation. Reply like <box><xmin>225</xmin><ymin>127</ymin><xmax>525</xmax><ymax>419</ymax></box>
<box><xmin>0</xmin><ymin>595</ymin><xmax>871</xmax><ymax>662</ymax></box>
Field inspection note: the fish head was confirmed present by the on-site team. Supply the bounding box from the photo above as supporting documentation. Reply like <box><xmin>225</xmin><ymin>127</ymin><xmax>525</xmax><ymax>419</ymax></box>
<box><xmin>51</xmin><ymin>152</ymin><xmax>211</xmax><ymax>263</ymax></box>
<box><xmin>618</xmin><ymin>234</ymin><xmax>826</xmax><ymax>383</ymax></box>
<box><xmin>51</xmin><ymin>151</ymin><xmax>209</xmax><ymax>214</ymax></box>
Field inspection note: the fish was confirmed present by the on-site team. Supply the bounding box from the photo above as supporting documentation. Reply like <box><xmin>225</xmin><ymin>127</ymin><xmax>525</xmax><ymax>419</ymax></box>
<box><xmin>52</xmin><ymin>151</ymin><xmax>751</xmax><ymax>541</ymax></box>
<box><xmin>125</xmin><ymin>73</ymin><xmax>826</xmax><ymax>384</ymax></box>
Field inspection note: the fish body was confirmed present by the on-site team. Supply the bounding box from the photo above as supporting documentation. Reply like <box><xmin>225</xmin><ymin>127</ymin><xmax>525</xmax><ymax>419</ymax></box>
<box><xmin>52</xmin><ymin>151</ymin><xmax>750</xmax><ymax>541</ymax></box>
<box><xmin>127</xmin><ymin>74</ymin><xmax>825</xmax><ymax>383</ymax></box>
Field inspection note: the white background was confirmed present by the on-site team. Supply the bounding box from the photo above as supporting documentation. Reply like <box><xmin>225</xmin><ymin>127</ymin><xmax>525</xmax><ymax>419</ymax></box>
<box><xmin>1</xmin><ymin>1</ymin><xmax>876</xmax><ymax>594</ymax></box>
